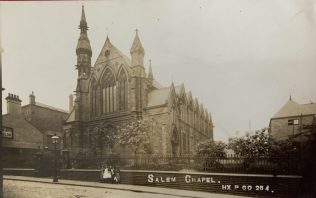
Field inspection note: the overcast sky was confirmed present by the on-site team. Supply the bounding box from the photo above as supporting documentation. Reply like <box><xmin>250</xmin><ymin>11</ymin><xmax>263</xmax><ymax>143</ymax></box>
<box><xmin>1</xmin><ymin>0</ymin><xmax>316</xmax><ymax>142</ymax></box>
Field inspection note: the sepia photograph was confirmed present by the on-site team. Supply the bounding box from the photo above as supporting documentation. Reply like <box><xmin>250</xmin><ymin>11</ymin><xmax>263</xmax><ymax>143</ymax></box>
<box><xmin>0</xmin><ymin>0</ymin><xmax>316</xmax><ymax>197</ymax></box>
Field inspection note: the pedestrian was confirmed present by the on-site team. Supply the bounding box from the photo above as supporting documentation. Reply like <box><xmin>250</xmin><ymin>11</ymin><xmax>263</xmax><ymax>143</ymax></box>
<box><xmin>110</xmin><ymin>165</ymin><xmax>115</xmax><ymax>183</ymax></box>
<box><xmin>101</xmin><ymin>165</ymin><xmax>112</xmax><ymax>183</ymax></box>
<box><xmin>114</xmin><ymin>166</ymin><xmax>120</xmax><ymax>183</ymax></box>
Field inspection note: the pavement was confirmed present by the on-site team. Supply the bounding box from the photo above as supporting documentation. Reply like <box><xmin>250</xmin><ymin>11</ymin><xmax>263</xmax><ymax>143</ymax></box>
<box><xmin>4</xmin><ymin>175</ymin><xmax>249</xmax><ymax>198</ymax></box>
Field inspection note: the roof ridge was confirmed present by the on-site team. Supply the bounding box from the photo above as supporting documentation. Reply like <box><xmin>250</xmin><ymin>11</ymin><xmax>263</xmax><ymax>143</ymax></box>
<box><xmin>35</xmin><ymin>102</ymin><xmax>68</xmax><ymax>113</ymax></box>
<box><xmin>272</xmin><ymin>99</ymin><xmax>314</xmax><ymax>118</ymax></box>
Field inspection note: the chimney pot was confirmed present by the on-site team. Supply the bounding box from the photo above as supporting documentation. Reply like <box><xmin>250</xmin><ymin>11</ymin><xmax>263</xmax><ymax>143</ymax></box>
<box><xmin>69</xmin><ymin>94</ymin><xmax>74</xmax><ymax>112</ymax></box>
<box><xmin>6</xmin><ymin>92</ymin><xmax>22</xmax><ymax>115</ymax></box>
<box><xmin>29</xmin><ymin>91</ymin><xmax>36</xmax><ymax>105</ymax></box>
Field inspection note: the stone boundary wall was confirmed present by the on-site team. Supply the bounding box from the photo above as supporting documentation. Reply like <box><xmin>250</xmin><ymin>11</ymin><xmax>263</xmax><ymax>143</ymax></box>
<box><xmin>4</xmin><ymin>168</ymin><xmax>303</xmax><ymax>197</ymax></box>
<box><xmin>60</xmin><ymin>169</ymin><xmax>303</xmax><ymax>197</ymax></box>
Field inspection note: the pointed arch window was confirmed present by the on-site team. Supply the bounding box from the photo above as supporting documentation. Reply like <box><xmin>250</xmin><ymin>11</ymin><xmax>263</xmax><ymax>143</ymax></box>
<box><xmin>90</xmin><ymin>78</ymin><xmax>97</xmax><ymax>117</ymax></box>
<box><xmin>101</xmin><ymin>69</ymin><xmax>116</xmax><ymax>114</ymax></box>
<box><xmin>118</xmin><ymin>69</ymin><xmax>128</xmax><ymax>111</ymax></box>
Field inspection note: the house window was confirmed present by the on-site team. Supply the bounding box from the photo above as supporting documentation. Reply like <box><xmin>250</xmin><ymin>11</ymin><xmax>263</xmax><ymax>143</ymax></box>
<box><xmin>288</xmin><ymin>119</ymin><xmax>299</xmax><ymax>126</ymax></box>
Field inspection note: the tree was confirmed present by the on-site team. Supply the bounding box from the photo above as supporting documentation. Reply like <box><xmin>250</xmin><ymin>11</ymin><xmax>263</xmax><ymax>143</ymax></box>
<box><xmin>89</xmin><ymin>123</ymin><xmax>117</xmax><ymax>154</ymax></box>
<box><xmin>195</xmin><ymin>139</ymin><xmax>226</xmax><ymax>157</ymax></box>
<box><xmin>194</xmin><ymin>140</ymin><xmax>226</xmax><ymax>171</ymax></box>
<box><xmin>228</xmin><ymin>128</ymin><xmax>271</xmax><ymax>158</ymax></box>
<box><xmin>116</xmin><ymin>117</ymin><xmax>154</xmax><ymax>156</ymax></box>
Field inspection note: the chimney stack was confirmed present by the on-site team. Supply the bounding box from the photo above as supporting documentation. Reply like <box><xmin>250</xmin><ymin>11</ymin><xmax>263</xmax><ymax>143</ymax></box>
<box><xmin>69</xmin><ymin>94</ymin><xmax>74</xmax><ymax>112</ymax></box>
<box><xmin>29</xmin><ymin>91</ymin><xmax>35</xmax><ymax>105</ymax></box>
<box><xmin>6</xmin><ymin>93</ymin><xmax>22</xmax><ymax>115</ymax></box>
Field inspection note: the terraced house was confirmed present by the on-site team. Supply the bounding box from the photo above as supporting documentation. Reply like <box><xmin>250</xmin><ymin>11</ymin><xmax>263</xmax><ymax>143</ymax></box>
<box><xmin>63</xmin><ymin>6</ymin><xmax>213</xmax><ymax>158</ymax></box>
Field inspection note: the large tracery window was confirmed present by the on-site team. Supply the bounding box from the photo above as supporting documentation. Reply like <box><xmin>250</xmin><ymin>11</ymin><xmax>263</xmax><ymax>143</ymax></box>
<box><xmin>118</xmin><ymin>69</ymin><xmax>128</xmax><ymax>111</ymax></box>
<box><xmin>101</xmin><ymin>69</ymin><xmax>116</xmax><ymax>114</ymax></box>
<box><xmin>90</xmin><ymin>78</ymin><xmax>97</xmax><ymax>117</ymax></box>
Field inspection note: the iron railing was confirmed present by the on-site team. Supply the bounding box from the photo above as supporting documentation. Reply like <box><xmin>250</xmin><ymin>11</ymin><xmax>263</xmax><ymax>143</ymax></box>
<box><xmin>68</xmin><ymin>154</ymin><xmax>303</xmax><ymax>175</ymax></box>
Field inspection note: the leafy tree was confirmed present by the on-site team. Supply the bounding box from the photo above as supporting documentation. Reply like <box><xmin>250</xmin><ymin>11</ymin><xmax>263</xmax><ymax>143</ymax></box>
<box><xmin>116</xmin><ymin>117</ymin><xmax>154</xmax><ymax>156</ymax></box>
<box><xmin>194</xmin><ymin>140</ymin><xmax>226</xmax><ymax>171</ymax></box>
<box><xmin>89</xmin><ymin>122</ymin><xmax>117</xmax><ymax>154</ymax></box>
<box><xmin>228</xmin><ymin>128</ymin><xmax>271</xmax><ymax>158</ymax></box>
<box><xmin>98</xmin><ymin>123</ymin><xmax>117</xmax><ymax>150</ymax></box>
<box><xmin>269</xmin><ymin>137</ymin><xmax>301</xmax><ymax>158</ymax></box>
<box><xmin>195</xmin><ymin>139</ymin><xmax>226</xmax><ymax>157</ymax></box>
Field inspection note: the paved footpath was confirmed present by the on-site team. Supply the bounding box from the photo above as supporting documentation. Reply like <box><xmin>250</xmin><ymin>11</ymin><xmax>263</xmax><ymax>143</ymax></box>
<box><xmin>4</xmin><ymin>175</ymin><xmax>249</xmax><ymax>198</ymax></box>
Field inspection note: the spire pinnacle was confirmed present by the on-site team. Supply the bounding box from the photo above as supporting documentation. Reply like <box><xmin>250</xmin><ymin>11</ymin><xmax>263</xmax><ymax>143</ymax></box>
<box><xmin>290</xmin><ymin>94</ymin><xmax>292</xmax><ymax>101</ymax></box>
<box><xmin>148</xmin><ymin>59</ymin><xmax>153</xmax><ymax>79</ymax></box>
<box><xmin>79</xmin><ymin>5</ymin><xmax>88</xmax><ymax>33</ymax></box>
<box><xmin>76</xmin><ymin>5</ymin><xmax>92</xmax><ymax>55</ymax></box>
<box><xmin>81</xmin><ymin>5</ymin><xmax>86</xmax><ymax>21</ymax></box>
<box><xmin>130</xmin><ymin>29</ymin><xmax>144</xmax><ymax>54</ymax></box>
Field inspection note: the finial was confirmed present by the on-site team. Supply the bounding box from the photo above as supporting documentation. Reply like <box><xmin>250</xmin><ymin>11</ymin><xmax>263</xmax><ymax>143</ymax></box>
<box><xmin>289</xmin><ymin>93</ymin><xmax>292</xmax><ymax>101</ymax></box>
<box><xmin>79</xmin><ymin>4</ymin><xmax>87</xmax><ymax>31</ymax></box>
<box><xmin>81</xmin><ymin>4</ymin><xmax>86</xmax><ymax>20</ymax></box>
<box><xmin>148</xmin><ymin>60</ymin><xmax>154</xmax><ymax>80</ymax></box>
<box><xmin>135</xmin><ymin>28</ymin><xmax>138</xmax><ymax>35</ymax></box>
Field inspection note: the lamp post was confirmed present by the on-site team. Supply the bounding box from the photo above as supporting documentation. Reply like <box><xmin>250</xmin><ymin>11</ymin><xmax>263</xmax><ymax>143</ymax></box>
<box><xmin>0</xmin><ymin>38</ymin><xmax>4</xmax><ymax>198</ymax></box>
<box><xmin>51</xmin><ymin>134</ymin><xmax>59</xmax><ymax>182</ymax></box>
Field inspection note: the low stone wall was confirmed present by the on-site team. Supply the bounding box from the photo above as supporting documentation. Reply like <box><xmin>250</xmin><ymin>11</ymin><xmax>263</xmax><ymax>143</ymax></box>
<box><xmin>60</xmin><ymin>169</ymin><xmax>303</xmax><ymax>197</ymax></box>
<box><xmin>3</xmin><ymin>168</ymin><xmax>36</xmax><ymax>177</ymax></box>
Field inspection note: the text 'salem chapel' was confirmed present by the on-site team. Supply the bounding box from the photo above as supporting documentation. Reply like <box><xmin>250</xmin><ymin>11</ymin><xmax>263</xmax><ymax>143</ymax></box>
<box><xmin>63</xmin><ymin>6</ymin><xmax>214</xmax><ymax>158</ymax></box>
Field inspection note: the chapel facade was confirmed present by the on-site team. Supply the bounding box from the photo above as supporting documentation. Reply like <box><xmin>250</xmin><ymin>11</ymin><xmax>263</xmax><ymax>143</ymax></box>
<box><xmin>63</xmin><ymin>6</ymin><xmax>213</xmax><ymax>158</ymax></box>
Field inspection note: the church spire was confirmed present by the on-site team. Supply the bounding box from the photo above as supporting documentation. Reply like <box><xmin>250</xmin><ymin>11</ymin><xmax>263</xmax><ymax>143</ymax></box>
<box><xmin>130</xmin><ymin>29</ymin><xmax>145</xmax><ymax>67</ymax></box>
<box><xmin>79</xmin><ymin>5</ymin><xmax>88</xmax><ymax>33</ymax></box>
<box><xmin>148</xmin><ymin>59</ymin><xmax>154</xmax><ymax>80</ymax></box>
<box><xmin>77</xmin><ymin>5</ymin><xmax>92</xmax><ymax>54</ymax></box>
<box><xmin>76</xmin><ymin>5</ymin><xmax>92</xmax><ymax>77</ymax></box>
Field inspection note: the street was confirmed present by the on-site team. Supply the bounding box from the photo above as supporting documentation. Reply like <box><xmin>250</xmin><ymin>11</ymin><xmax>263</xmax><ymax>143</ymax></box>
<box><xmin>3</xmin><ymin>177</ymin><xmax>247</xmax><ymax>198</ymax></box>
<box><xmin>4</xmin><ymin>180</ymin><xmax>181</xmax><ymax>198</ymax></box>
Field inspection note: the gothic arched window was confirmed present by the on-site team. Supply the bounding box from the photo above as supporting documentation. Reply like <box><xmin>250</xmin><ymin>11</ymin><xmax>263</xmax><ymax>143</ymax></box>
<box><xmin>101</xmin><ymin>68</ymin><xmax>116</xmax><ymax>114</ymax></box>
<box><xmin>90</xmin><ymin>78</ymin><xmax>97</xmax><ymax>117</ymax></box>
<box><xmin>118</xmin><ymin>69</ymin><xmax>128</xmax><ymax>111</ymax></box>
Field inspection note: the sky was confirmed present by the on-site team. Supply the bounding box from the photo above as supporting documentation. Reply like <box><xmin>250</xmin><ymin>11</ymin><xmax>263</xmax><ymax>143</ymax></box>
<box><xmin>1</xmin><ymin>0</ymin><xmax>316</xmax><ymax>142</ymax></box>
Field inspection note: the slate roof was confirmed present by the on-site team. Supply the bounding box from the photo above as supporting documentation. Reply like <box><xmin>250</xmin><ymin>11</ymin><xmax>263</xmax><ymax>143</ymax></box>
<box><xmin>31</xmin><ymin>102</ymin><xmax>68</xmax><ymax>114</ymax></box>
<box><xmin>3</xmin><ymin>114</ymin><xmax>43</xmax><ymax>149</ymax></box>
<box><xmin>65</xmin><ymin>106</ymin><xmax>75</xmax><ymax>123</ymax></box>
<box><xmin>147</xmin><ymin>85</ymin><xmax>184</xmax><ymax>107</ymax></box>
<box><xmin>152</xmin><ymin>80</ymin><xmax>163</xmax><ymax>89</ymax></box>
<box><xmin>272</xmin><ymin>99</ymin><xmax>314</xmax><ymax>119</ymax></box>
<box><xmin>147</xmin><ymin>87</ymin><xmax>171</xmax><ymax>107</ymax></box>
<box><xmin>303</xmin><ymin>103</ymin><xmax>316</xmax><ymax>114</ymax></box>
